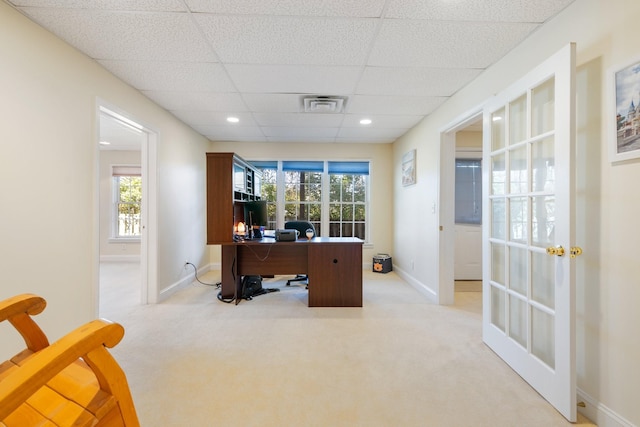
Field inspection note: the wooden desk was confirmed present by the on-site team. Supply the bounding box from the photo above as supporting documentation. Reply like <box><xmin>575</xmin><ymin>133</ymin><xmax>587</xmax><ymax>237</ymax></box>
<box><xmin>220</xmin><ymin>237</ymin><xmax>363</xmax><ymax>307</ymax></box>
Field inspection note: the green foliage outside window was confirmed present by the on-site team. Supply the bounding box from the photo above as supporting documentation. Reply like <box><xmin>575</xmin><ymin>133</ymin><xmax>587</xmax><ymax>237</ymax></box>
<box><xmin>116</xmin><ymin>176</ymin><xmax>141</xmax><ymax>237</ymax></box>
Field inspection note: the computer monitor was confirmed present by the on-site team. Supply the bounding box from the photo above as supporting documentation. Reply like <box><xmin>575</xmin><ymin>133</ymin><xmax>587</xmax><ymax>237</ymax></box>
<box><xmin>243</xmin><ymin>200</ymin><xmax>267</xmax><ymax>239</ymax></box>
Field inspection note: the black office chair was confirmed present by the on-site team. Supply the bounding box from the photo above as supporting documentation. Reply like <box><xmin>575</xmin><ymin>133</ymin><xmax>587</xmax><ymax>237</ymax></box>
<box><xmin>284</xmin><ymin>221</ymin><xmax>316</xmax><ymax>288</ymax></box>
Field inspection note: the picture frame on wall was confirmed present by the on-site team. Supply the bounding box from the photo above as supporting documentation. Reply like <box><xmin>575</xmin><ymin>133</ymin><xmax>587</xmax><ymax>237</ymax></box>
<box><xmin>402</xmin><ymin>149</ymin><xmax>416</xmax><ymax>186</ymax></box>
<box><xmin>610</xmin><ymin>55</ymin><xmax>640</xmax><ymax>163</ymax></box>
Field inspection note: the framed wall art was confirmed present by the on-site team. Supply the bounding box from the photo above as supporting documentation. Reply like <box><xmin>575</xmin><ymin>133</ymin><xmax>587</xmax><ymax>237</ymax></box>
<box><xmin>610</xmin><ymin>55</ymin><xmax>640</xmax><ymax>163</ymax></box>
<box><xmin>402</xmin><ymin>149</ymin><xmax>416</xmax><ymax>186</ymax></box>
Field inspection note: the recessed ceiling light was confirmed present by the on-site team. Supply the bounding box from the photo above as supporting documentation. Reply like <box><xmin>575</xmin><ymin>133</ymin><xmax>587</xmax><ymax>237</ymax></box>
<box><xmin>360</xmin><ymin>119</ymin><xmax>372</xmax><ymax>125</ymax></box>
<box><xmin>99</xmin><ymin>141</ymin><xmax>111</xmax><ymax>145</ymax></box>
<box><xmin>227</xmin><ymin>117</ymin><xmax>239</xmax><ymax>123</ymax></box>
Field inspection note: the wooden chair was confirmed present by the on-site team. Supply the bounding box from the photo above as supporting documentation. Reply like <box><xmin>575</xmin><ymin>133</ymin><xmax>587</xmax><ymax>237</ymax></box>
<box><xmin>0</xmin><ymin>294</ymin><xmax>139</xmax><ymax>426</ymax></box>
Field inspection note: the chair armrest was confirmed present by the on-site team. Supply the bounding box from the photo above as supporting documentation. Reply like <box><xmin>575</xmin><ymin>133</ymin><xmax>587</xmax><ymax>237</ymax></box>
<box><xmin>0</xmin><ymin>319</ymin><xmax>125</xmax><ymax>420</ymax></box>
<box><xmin>0</xmin><ymin>294</ymin><xmax>49</xmax><ymax>352</ymax></box>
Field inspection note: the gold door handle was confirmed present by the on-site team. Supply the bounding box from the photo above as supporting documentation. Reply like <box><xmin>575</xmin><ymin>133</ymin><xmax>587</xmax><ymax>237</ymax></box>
<box><xmin>546</xmin><ymin>245</ymin><xmax>565</xmax><ymax>257</ymax></box>
<box><xmin>570</xmin><ymin>247</ymin><xmax>583</xmax><ymax>258</ymax></box>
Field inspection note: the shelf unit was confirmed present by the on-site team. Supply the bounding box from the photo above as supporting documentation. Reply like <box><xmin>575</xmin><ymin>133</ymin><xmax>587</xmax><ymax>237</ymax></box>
<box><xmin>206</xmin><ymin>152</ymin><xmax>261</xmax><ymax>244</ymax></box>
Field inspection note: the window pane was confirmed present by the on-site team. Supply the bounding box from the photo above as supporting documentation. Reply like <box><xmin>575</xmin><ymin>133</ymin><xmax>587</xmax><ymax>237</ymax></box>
<box><xmin>491</xmin><ymin>154</ymin><xmax>506</xmax><ymax>195</ymax></box>
<box><xmin>510</xmin><ymin>94</ymin><xmax>527</xmax><ymax>144</ymax></box>
<box><xmin>532</xmin><ymin>77</ymin><xmax>555</xmax><ymax>137</ymax></box>
<box><xmin>115</xmin><ymin>176</ymin><xmax>141</xmax><ymax>237</ymax></box>
<box><xmin>492</xmin><ymin>107</ymin><xmax>506</xmax><ymax>151</ymax></box>
<box><xmin>455</xmin><ymin>158</ymin><xmax>482</xmax><ymax>224</ymax></box>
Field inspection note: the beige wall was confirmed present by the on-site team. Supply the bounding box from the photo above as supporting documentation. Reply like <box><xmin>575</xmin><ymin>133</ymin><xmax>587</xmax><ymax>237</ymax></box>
<box><xmin>0</xmin><ymin>2</ymin><xmax>210</xmax><ymax>357</ymax></box>
<box><xmin>209</xmin><ymin>142</ymin><xmax>394</xmax><ymax>266</ymax></box>
<box><xmin>99</xmin><ymin>150</ymin><xmax>141</xmax><ymax>259</ymax></box>
<box><xmin>392</xmin><ymin>0</ymin><xmax>640</xmax><ymax>425</ymax></box>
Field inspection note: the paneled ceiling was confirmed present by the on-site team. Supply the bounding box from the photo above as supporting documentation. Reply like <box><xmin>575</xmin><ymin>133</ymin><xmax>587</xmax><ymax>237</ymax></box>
<box><xmin>7</xmin><ymin>0</ymin><xmax>575</xmax><ymax>144</ymax></box>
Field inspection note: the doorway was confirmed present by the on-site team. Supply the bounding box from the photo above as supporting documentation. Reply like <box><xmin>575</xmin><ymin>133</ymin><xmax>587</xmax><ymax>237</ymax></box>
<box><xmin>97</xmin><ymin>104</ymin><xmax>158</xmax><ymax>317</ymax></box>
<box><xmin>438</xmin><ymin>111</ymin><xmax>483</xmax><ymax>305</ymax></box>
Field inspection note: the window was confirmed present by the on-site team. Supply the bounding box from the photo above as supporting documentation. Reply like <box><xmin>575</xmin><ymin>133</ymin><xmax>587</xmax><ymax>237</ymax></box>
<box><xmin>328</xmin><ymin>162</ymin><xmax>369</xmax><ymax>240</ymax></box>
<box><xmin>252</xmin><ymin>160</ymin><xmax>370</xmax><ymax>242</ymax></box>
<box><xmin>113</xmin><ymin>166</ymin><xmax>141</xmax><ymax>238</ymax></box>
<box><xmin>250</xmin><ymin>161</ymin><xmax>277</xmax><ymax>230</ymax></box>
<box><xmin>455</xmin><ymin>158</ymin><xmax>482</xmax><ymax>224</ymax></box>
<box><xmin>283</xmin><ymin>161</ymin><xmax>323</xmax><ymax>234</ymax></box>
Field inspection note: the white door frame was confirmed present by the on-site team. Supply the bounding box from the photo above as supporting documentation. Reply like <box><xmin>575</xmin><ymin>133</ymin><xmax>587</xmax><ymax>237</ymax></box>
<box><xmin>438</xmin><ymin>108</ymin><xmax>484</xmax><ymax>305</ymax></box>
<box><xmin>94</xmin><ymin>101</ymin><xmax>158</xmax><ymax>311</ymax></box>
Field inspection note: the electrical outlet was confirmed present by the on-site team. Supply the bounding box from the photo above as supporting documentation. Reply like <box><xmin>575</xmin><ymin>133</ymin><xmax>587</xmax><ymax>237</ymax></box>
<box><xmin>184</xmin><ymin>261</ymin><xmax>189</xmax><ymax>269</ymax></box>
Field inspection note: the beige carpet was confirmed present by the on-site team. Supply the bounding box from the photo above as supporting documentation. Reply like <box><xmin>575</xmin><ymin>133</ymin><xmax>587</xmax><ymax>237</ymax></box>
<box><xmin>100</xmin><ymin>264</ymin><xmax>595</xmax><ymax>427</ymax></box>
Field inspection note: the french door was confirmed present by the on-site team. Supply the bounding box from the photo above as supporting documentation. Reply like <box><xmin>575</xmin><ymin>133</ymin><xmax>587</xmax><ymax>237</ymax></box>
<box><xmin>482</xmin><ymin>43</ymin><xmax>579</xmax><ymax>421</ymax></box>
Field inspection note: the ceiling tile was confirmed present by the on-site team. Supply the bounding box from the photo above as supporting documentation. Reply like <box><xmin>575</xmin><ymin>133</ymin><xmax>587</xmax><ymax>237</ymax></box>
<box><xmin>253</xmin><ymin>112</ymin><xmax>344</xmax><ymax>128</ymax></box>
<box><xmin>262</xmin><ymin>127</ymin><xmax>338</xmax><ymax>138</ymax></box>
<box><xmin>341</xmin><ymin>114</ymin><xmax>424</xmax><ymax>129</ymax></box>
<box><xmin>185</xmin><ymin>0</ymin><xmax>386</xmax><ymax>17</ymax></box>
<box><xmin>194</xmin><ymin>125</ymin><xmax>266</xmax><ymax>139</ymax></box>
<box><xmin>338</xmin><ymin>127</ymin><xmax>408</xmax><ymax>139</ymax></box>
<box><xmin>13</xmin><ymin>0</ymin><xmax>187</xmax><ymax>11</ymax></box>
<box><xmin>99</xmin><ymin>60</ymin><xmax>236</xmax><ymax>92</ymax></box>
<box><xmin>347</xmin><ymin>95</ymin><xmax>447</xmax><ymax>116</ymax></box>
<box><xmin>368</xmin><ymin>20</ymin><xmax>539</xmax><ymax>68</ymax></box>
<box><xmin>170</xmin><ymin>111</ymin><xmax>258</xmax><ymax>127</ymax></box>
<box><xmin>357</xmin><ymin>67</ymin><xmax>483</xmax><ymax>97</ymax></box>
<box><xmin>194</xmin><ymin>15</ymin><xmax>378</xmax><ymax>65</ymax></box>
<box><xmin>18</xmin><ymin>8</ymin><xmax>214</xmax><ymax>61</ymax></box>
<box><xmin>242</xmin><ymin>94</ymin><xmax>305</xmax><ymax>113</ymax></box>
<box><xmin>384</xmin><ymin>0</ymin><xmax>575</xmax><ymax>22</ymax></box>
<box><xmin>9</xmin><ymin>0</ymin><xmax>575</xmax><ymax>144</ymax></box>
<box><xmin>226</xmin><ymin>64</ymin><xmax>362</xmax><ymax>94</ymax></box>
<box><xmin>143</xmin><ymin>91</ymin><xmax>248</xmax><ymax>112</ymax></box>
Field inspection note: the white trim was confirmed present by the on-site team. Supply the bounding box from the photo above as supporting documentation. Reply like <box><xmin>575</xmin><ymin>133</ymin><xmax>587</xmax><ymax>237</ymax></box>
<box><xmin>438</xmin><ymin>107</ymin><xmax>484</xmax><ymax>306</ymax></box>
<box><xmin>393</xmin><ymin>265</ymin><xmax>437</xmax><ymax>303</ymax></box>
<box><xmin>577</xmin><ymin>388</ymin><xmax>636</xmax><ymax>427</ymax></box>
<box><xmin>96</xmin><ymin>99</ymin><xmax>159</xmax><ymax>308</ymax></box>
<box><xmin>159</xmin><ymin>263</ymin><xmax>216</xmax><ymax>302</ymax></box>
<box><xmin>100</xmin><ymin>254</ymin><xmax>140</xmax><ymax>263</ymax></box>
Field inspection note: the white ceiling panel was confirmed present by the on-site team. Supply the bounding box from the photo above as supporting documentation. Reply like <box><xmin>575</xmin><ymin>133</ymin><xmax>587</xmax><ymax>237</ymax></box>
<box><xmin>242</xmin><ymin>94</ymin><xmax>306</xmax><ymax>114</ymax></box>
<box><xmin>357</xmin><ymin>67</ymin><xmax>483</xmax><ymax>97</ymax></box>
<box><xmin>8</xmin><ymin>0</ymin><xmax>575</xmax><ymax>144</ymax></box>
<box><xmin>338</xmin><ymin>127</ymin><xmax>408</xmax><ymax>139</ymax></box>
<box><xmin>369</xmin><ymin>20</ymin><xmax>539</xmax><ymax>68</ymax></box>
<box><xmin>254</xmin><ymin>113</ymin><xmax>345</xmax><ymax>128</ymax></box>
<box><xmin>347</xmin><ymin>95</ymin><xmax>447</xmax><ymax>116</ymax></box>
<box><xmin>170</xmin><ymin>111</ymin><xmax>258</xmax><ymax>128</ymax></box>
<box><xmin>226</xmin><ymin>64</ymin><xmax>362</xmax><ymax>94</ymax></box>
<box><xmin>341</xmin><ymin>114</ymin><xmax>424</xmax><ymax>129</ymax></box>
<box><xmin>12</xmin><ymin>0</ymin><xmax>187</xmax><ymax>11</ymax></box>
<box><xmin>194</xmin><ymin>125</ymin><xmax>266</xmax><ymax>139</ymax></box>
<box><xmin>185</xmin><ymin>0</ymin><xmax>386</xmax><ymax>17</ymax></box>
<box><xmin>262</xmin><ymin>126</ymin><xmax>339</xmax><ymax>138</ymax></box>
<box><xmin>18</xmin><ymin>8</ymin><xmax>214</xmax><ymax>61</ymax></box>
<box><xmin>98</xmin><ymin>60</ymin><xmax>236</xmax><ymax>92</ymax></box>
<box><xmin>194</xmin><ymin>15</ymin><xmax>378</xmax><ymax>65</ymax></box>
<box><xmin>384</xmin><ymin>0</ymin><xmax>575</xmax><ymax>22</ymax></box>
<box><xmin>142</xmin><ymin>91</ymin><xmax>248</xmax><ymax>112</ymax></box>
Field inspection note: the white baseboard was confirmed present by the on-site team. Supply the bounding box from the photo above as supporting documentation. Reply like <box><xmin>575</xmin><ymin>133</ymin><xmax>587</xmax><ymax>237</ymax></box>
<box><xmin>158</xmin><ymin>263</ymin><xmax>216</xmax><ymax>302</ymax></box>
<box><xmin>100</xmin><ymin>254</ymin><xmax>140</xmax><ymax>263</ymax></box>
<box><xmin>577</xmin><ymin>388</ymin><xmax>636</xmax><ymax>427</ymax></box>
<box><xmin>393</xmin><ymin>265</ymin><xmax>437</xmax><ymax>303</ymax></box>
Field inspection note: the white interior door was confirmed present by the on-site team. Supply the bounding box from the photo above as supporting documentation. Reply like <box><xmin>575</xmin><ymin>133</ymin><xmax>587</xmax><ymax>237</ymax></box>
<box><xmin>482</xmin><ymin>43</ymin><xmax>578</xmax><ymax>421</ymax></box>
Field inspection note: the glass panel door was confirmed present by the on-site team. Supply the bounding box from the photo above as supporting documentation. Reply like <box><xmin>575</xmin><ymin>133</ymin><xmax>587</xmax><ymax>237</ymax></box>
<box><xmin>483</xmin><ymin>44</ymin><xmax>576</xmax><ymax>421</ymax></box>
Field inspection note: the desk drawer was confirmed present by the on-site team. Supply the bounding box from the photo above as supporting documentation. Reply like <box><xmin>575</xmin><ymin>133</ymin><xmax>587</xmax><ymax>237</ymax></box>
<box><xmin>237</xmin><ymin>244</ymin><xmax>308</xmax><ymax>276</ymax></box>
<box><xmin>308</xmin><ymin>244</ymin><xmax>362</xmax><ymax>307</ymax></box>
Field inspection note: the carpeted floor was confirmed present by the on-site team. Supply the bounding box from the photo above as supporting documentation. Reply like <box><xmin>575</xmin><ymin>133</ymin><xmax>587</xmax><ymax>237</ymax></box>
<box><xmin>99</xmin><ymin>263</ymin><xmax>595</xmax><ymax>427</ymax></box>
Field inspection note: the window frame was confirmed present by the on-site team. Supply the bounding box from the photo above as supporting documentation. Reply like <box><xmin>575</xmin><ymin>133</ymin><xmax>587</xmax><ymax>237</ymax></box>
<box><xmin>251</xmin><ymin>160</ymin><xmax>371</xmax><ymax>243</ymax></box>
<box><xmin>111</xmin><ymin>165</ymin><xmax>142</xmax><ymax>241</ymax></box>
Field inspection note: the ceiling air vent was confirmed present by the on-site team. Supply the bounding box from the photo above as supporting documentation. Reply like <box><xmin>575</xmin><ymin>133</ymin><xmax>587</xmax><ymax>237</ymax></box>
<box><xmin>302</xmin><ymin>96</ymin><xmax>347</xmax><ymax>113</ymax></box>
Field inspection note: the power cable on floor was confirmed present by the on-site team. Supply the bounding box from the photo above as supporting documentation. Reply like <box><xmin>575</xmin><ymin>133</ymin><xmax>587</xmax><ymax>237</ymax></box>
<box><xmin>185</xmin><ymin>262</ymin><xmax>221</xmax><ymax>288</ymax></box>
